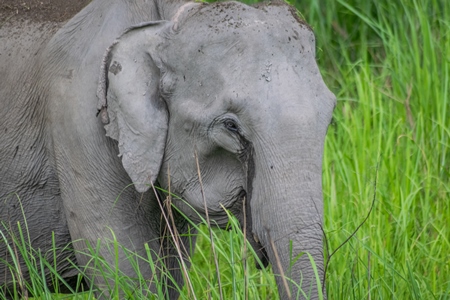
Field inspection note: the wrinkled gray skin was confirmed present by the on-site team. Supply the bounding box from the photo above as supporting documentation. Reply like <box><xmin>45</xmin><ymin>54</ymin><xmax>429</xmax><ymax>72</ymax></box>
<box><xmin>0</xmin><ymin>0</ymin><xmax>335</xmax><ymax>299</ymax></box>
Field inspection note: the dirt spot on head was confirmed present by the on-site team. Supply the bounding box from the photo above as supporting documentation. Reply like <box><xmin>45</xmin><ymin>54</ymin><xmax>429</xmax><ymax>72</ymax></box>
<box><xmin>1</xmin><ymin>0</ymin><xmax>91</xmax><ymax>24</ymax></box>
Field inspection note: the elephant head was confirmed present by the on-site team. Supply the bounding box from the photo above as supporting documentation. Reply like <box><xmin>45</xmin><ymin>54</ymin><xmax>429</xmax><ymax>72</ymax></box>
<box><xmin>97</xmin><ymin>2</ymin><xmax>335</xmax><ymax>299</ymax></box>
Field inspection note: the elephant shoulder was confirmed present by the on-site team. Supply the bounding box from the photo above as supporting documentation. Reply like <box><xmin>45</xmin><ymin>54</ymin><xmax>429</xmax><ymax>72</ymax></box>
<box><xmin>0</xmin><ymin>0</ymin><xmax>90</xmax><ymax>24</ymax></box>
<box><xmin>0</xmin><ymin>20</ymin><xmax>60</xmax><ymax>92</ymax></box>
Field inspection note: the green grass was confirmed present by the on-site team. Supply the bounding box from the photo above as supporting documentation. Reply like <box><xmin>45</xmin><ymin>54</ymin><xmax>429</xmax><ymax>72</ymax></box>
<box><xmin>311</xmin><ymin>0</ymin><xmax>449</xmax><ymax>298</ymax></box>
<box><xmin>2</xmin><ymin>0</ymin><xmax>449</xmax><ymax>299</ymax></box>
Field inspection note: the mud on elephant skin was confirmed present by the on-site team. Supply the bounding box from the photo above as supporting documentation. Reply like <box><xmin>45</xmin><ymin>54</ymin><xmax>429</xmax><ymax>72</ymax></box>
<box><xmin>0</xmin><ymin>0</ymin><xmax>335</xmax><ymax>299</ymax></box>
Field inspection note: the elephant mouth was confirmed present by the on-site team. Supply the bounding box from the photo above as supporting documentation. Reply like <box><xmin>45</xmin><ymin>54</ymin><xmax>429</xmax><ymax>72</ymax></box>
<box><xmin>206</xmin><ymin>187</ymin><xmax>246</xmax><ymax>228</ymax></box>
<box><xmin>233</xmin><ymin>189</ymin><xmax>269</xmax><ymax>269</ymax></box>
<box><xmin>170</xmin><ymin>186</ymin><xmax>269</xmax><ymax>268</ymax></box>
<box><xmin>223</xmin><ymin>188</ymin><xmax>246</xmax><ymax>220</ymax></box>
<box><xmin>170</xmin><ymin>186</ymin><xmax>246</xmax><ymax>228</ymax></box>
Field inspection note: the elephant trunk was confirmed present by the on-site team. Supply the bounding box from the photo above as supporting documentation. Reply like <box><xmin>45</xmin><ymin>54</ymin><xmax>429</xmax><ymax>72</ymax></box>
<box><xmin>250</xmin><ymin>136</ymin><xmax>326</xmax><ymax>300</ymax></box>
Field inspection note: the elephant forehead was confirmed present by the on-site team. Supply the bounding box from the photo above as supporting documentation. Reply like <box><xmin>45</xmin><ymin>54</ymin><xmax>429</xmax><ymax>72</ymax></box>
<box><xmin>162</xmin><ymin>2</ymin><xmax>331</xmax><ymax>124</ymax></box>
<box><xmin>165</xmin><ymin>2</ymin><xmax>316</xmax><ymax>72</ymax></box>
<box><xmin>185</xmin><ymin>1</ymin><xmax>312</xmax><ymax>37</ymax></box>
<box><xmin>168</xmin><ymin>55</ymin><xmax>328</xmax><ymax>137</ymax></box>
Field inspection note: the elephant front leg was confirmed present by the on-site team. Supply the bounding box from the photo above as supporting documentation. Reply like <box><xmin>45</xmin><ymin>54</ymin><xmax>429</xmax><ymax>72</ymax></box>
<box><xmin>57</xmin><ymin>166</ymin><xmax>163</xmax><ymax>297</ymax></box>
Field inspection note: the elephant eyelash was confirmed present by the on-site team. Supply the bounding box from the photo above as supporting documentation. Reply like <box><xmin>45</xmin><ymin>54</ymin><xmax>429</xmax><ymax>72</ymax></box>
<box><xmin>223</xmin><ymin>119</ymin><xmax>239</xmax><ymax>132</ymax></box>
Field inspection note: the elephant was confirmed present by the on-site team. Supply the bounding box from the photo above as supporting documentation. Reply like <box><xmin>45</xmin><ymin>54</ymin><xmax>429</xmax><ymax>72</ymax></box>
<box><xmin>0</xmin><ymin>0</ymin><xmax>336</xmax><ymax>299</ymax></box>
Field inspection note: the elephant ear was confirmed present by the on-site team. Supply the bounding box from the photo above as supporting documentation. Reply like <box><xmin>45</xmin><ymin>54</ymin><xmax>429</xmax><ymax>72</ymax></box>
<box><xmin>97</xmin><ymin>21</ymin><xmax>169</xmax><ymax>193</ymax></box>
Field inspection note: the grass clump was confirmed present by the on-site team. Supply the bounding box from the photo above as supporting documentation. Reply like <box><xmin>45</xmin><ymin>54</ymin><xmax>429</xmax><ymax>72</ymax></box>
<box><xmin>304</xmin><ymin>0</ymin><xmax>449</xmax><ymax>298</ymax></box>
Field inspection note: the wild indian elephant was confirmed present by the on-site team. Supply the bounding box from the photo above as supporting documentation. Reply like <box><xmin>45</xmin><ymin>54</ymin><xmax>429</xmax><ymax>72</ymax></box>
<box><xmin>0</xmin><ymin>0</ymin><xmax>335</xmax><ymax>299</ymax></box>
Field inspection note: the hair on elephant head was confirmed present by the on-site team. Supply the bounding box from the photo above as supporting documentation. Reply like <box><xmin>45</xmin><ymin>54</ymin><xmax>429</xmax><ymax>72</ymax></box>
<box><xmin>98</xmin><ymin>2</ymin><xmax>335</xmax><ymax>298</ymax></box>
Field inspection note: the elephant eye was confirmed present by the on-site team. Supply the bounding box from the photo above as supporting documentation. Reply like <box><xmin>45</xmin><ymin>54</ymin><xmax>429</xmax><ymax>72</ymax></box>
<box><xmin>224</xmin><ymin>119</ymin><xmax>239</xmax><ymax>132</ymax></box>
